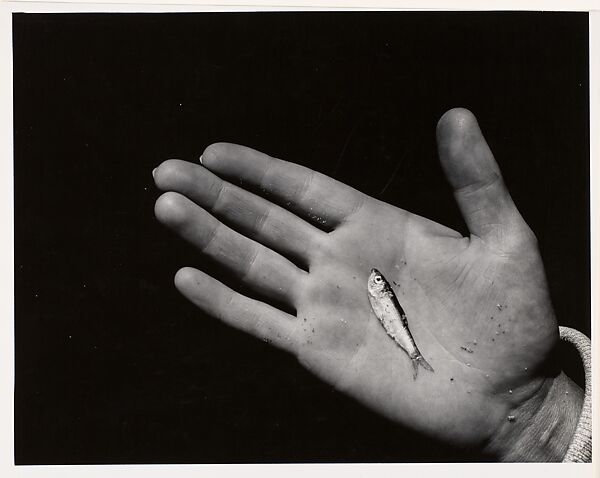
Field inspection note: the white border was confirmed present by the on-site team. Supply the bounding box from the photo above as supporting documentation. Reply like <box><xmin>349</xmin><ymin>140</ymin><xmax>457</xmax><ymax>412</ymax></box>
<box><xmin>589</xmin><ymin>9</ymin><xmax>599</xmax><ymax>478</ymax></box>
<box><xmin>0</xmin><ymin>1</ymin><xmax>14</xmax><ymax>476</ymax></box>
<box><xmin>3</xmin><ymin>0</ymin><xmax>600</xmax><ymax>11</ymax></box>
<box><xmin>0</xmin><ymin>3</ymin><xmax>596</xmax><ymax>478</ymax></box>
<box><xmin>3</xmin><ymin>0</ymin><xmax>600</xmax><ymax>10</ymax></box>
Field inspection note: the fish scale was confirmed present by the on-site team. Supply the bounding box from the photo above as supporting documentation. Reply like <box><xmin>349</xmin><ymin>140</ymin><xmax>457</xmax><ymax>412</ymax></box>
<box><xmin>367</xmin><ymin>268</ymin><xmax>434</xmax><ymax>380</ymax></box>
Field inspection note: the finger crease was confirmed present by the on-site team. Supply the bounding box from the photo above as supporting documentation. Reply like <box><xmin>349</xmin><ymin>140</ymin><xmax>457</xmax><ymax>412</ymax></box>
<box><xmin>239</xmin><ymin>247</ymin><xmax>262</xmax><ymax>284</ymax></box>
<box><xmin>295</xmin><ymin>170</ymin><xmax>315</xmax><ymax>206</ymax></box>
<box><xmin>219</xmin><ymin>291</ymin><xmax>236</xmax><ymax>322</ymax></box>
<box><xmin>212</xmin><ymin>182</ymin><xmax>228</xmax><ymax>213</ymax></box>
<box><xmin>257</xmin><ymin>158</ymin><xmax>275</xmax><ymax>192</ymax></box>
<box><xmin>200</xmin><ymin>220</ymin><xmax>222</xmax><ymax>253</ymax></box>
<box><xmin>253</xmin><ymin>205</ymin><xmax>273</xmax><ymax>237</ymax></box>
<box><xmin>454</xmin><ymin>173</ymin><xmax>502</xmax><ymax>197</ymax></box>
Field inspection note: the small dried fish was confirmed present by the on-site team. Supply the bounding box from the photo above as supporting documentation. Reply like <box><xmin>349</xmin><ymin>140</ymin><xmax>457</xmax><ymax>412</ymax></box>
<box><xmin>367</xmin><ymin>268</ymin><xmax>434</xmax><ymax>379</ymax></box>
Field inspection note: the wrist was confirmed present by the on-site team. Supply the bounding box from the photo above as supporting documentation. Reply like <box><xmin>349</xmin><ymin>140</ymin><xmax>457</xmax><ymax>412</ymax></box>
<box><xmin>483</xmin><ymin>371</ymin><xmax>583</xmax><ymax>461</ymax></box>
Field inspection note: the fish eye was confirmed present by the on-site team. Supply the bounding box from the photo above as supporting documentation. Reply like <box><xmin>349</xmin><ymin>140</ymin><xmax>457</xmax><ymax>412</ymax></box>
<box><xmin>374</xmin><ymin>276</ymin><xmax>382</xmax><ymax>283</ymax></box>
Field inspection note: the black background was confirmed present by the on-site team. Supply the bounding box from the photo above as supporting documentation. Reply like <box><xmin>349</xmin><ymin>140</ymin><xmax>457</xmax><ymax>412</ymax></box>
<box><xmin>13</xmin><ymin>12</ymin><xmax>589</xmax><ymax>464</ymax></box>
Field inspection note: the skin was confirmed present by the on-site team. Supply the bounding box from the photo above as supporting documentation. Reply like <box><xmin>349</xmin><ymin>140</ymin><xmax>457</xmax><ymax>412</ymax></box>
<box><xmin>153</xmin><ymin>108</ymin><xmax>583</xmax><ymax>459</ymax></box>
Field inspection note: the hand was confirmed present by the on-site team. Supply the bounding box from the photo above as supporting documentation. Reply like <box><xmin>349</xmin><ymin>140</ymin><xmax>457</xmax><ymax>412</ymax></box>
<box><xmin>153</xmin><ymin>108</ymin><xmax>580</xmax><ymax>459</ymax></box>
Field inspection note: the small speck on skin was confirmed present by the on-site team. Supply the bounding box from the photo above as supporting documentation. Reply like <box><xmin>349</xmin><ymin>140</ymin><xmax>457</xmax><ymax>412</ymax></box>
<box><xmin>566</xmin><ymin>391</ymin><xmax>569</xmax><ymax>395</ymax></box>
<box><xmin>336</xmin><ymin>285</ymin><xmax>340</xmax><ymax>289</ymax></box>
<box><xmin>509</xmin><ymin>389</ymin><xmax>513</xmax><ymax>394</ymax></box>
<box><xmin>490</xmin><ymin>316</ymin><xmax>494</xmax><ymax>320</ymax></box>
<box><xmin>491</xmin><ymin>338</ymin><xmax>495</xmax><ymax>342</ymax></box>
<box><xmin>497</xmin><ymin>304</ymin><xmax>503</xmax><ymax>311</ymax></box>
<box><xmin>485</xmin><ymin>374</ymin><xmax>490</xmax><ymax>378</ymax></box>
<box><xmin>495</xmin><ymin>331</ymin><xmax>500</xmax><ymax>336</ymax></box>
<box><xmin>450</xmin><ymin>377</ymin><xmax>454</xmax><ymax>382</ymax></box>
<box><xmin>460</xmin><ymin>346</ymin><xmax>474</xmax><ymax>353</ymax></box>
<box><xmin>467</xmin><ymin>390</ymin><xmax>471</xmax><ymax>394</ymax></box>
<box><xmin>507</xmin><ymin>415</ymin><xmax>516</xmax><ymax>422</ymax></box>
<box><xmin>466</xmin><ymin>363</ymin><xmax>471</xmax><ymax>367</ymax></box>
<box><xmin>473</xmin><ymin>340</ymin><xmax>477</xmax><ymax>345</ymax></box>
<box><xmin>524</xmin><ymin>367</ymin><xmax>528</xmax><ymax>371</ymax></box>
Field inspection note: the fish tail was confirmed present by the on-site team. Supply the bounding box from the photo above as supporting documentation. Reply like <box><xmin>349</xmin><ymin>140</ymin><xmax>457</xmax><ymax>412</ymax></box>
<box><xmin>411</xmin><ymin>355</ymin><xmax>434</xmax><ymax>379</ymax></box>
<box><xmin>411</xmin><ymin>360</ymin><xmax>419</xmax><ymax>380</ymax></box>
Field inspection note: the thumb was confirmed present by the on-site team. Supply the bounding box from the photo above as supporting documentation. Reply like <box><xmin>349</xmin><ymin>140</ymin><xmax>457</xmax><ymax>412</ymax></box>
<box><xmin>436</xmin><ymin>108</ymin><xmax>533</xmax><ymax>250</ymax></box>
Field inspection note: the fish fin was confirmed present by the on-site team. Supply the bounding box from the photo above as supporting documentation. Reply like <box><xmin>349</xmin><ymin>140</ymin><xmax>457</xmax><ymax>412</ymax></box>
<box><xmin>416</xmin><ymin>355</ymin><xmax>434</xmax><ymax>373</ymax></box>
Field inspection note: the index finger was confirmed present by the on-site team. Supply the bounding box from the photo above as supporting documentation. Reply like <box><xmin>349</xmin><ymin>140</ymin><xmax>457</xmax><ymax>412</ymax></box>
<box><xmin>200</xmin><ymin>143</ymin><xmax>367</xmax><ymax>230</ymax></box>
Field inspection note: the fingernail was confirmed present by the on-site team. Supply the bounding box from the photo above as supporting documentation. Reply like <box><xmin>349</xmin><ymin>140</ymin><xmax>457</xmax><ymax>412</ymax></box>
<box><xmin>152</xmin><ymin>167</ymin><xmax>157</xmax><ymax>178</ymax></box>
<box><xmin>199</xmin><ymin>155</ymin><xmax>203</xmax><ymax>165</ymax></box>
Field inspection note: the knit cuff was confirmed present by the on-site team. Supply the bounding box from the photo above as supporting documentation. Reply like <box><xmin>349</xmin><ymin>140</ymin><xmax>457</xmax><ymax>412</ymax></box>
<box><xmin>559</xmin><ymin>326</ymin><xmax>592</xmax><ymax>463</ymax></box>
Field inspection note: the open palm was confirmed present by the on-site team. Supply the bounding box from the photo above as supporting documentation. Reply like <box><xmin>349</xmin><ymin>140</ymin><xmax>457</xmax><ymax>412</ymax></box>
<box><xmin>154</xmin><ymin>109</ymin><xmax>559</xmax><ymax>453</ymax></box>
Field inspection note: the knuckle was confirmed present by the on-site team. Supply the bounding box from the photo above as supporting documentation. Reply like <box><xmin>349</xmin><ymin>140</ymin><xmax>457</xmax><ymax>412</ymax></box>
<box><xmin>495</xmin><ymin>220</ymin><xmax>539</xmax><ymax>256</ymax></box>
<box><xmin>516</xmin><ymin>225</ymin><xmax>539</xmax><ymax>250</ymax></box>
<box><xmin>238</xmin><ymin>247</ymin><xmax>261</xmax><ymax>284</ymax></box>
<box><xmin>252</xmin><ymin>203</ymin><xmax>273</xmax><ymax>236</ymax></box>
<box><xmin>211</xmin><ymin>182</ymin><xmax>229</xmax><ymax>212</ymax></box>
<box><xmin>509</xmin><ymin>214</ymin><xmax>538</xmax><ymax>246</ymax></box>
<box><xmin>294</xmin><ymin>170</ymin><xmax>315</xmax><ymax>205</ymax></box>
<box><xmin>309</xmin><ymin>234</ymin><xmax>331</xmax><ymax>263</ymax></box>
